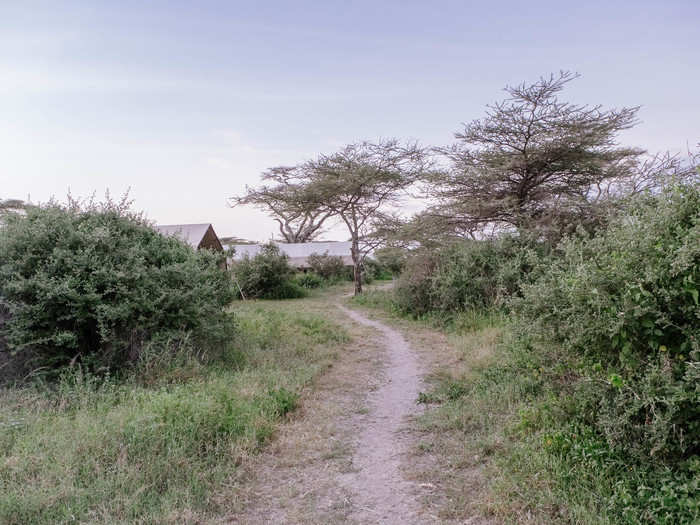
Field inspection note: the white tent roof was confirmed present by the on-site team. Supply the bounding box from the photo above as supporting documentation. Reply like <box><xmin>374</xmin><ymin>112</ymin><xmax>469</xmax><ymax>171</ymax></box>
<box><xmin>277</xmin><ymin>241</ymin><xmax>352</xmax><ymax>258</ymax></box>
<box><xmin>229</xmin><ymin>241</ymin><xmax>353</xmax><ymax>267</ymax></box>
<box><xmin>155</xmin><ymin>224</ymin><xmax>212</xmax><ymax>249</ymax></box>
<box><xmin>230</xmin><ymin>244</ymin><xmax>263</xmax><ymax>258</ymax></box>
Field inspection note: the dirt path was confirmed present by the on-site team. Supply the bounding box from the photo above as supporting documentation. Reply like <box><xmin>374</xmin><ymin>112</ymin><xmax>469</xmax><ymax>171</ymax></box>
<box><xmin>226</xmin><ymin>291</ymin><xmax>477</xmax><ymax>524</ymax></box>
<box><xmin>335</xmin><ymin>305</ymin><xmax>427</xmax><ymax>524</ymax></box>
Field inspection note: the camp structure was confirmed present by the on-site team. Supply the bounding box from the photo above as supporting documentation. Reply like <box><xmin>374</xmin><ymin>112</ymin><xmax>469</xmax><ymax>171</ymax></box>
<box><xmin>228</xmin><ymin>241</ymin><xmax>353</xmax><ymax>269</ymax></box>
<box><xmin>155</xmin><ymin>223</ymin><xmax>224</xmax><ymax>252</ymax></box>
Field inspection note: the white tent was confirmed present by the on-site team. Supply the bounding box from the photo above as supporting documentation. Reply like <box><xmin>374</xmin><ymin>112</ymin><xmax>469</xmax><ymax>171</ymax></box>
<box><xmin>228</xmin><ymin>241</ymin><xmax>353</xmax><ymax>268</ymax></box>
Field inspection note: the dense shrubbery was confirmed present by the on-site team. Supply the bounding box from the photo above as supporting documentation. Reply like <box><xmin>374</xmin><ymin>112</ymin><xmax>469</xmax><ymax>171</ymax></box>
<box><xmin>374</xmin><ymin>184</ymin><xmax>700</xmax><ymax>522</ymax></box>
<box><xmin>373</xmin><ymin>246</ymin><xmax>408</xmax><ymax>276</ymax></box>
<box><xmin>394</xmin><ymin>236</ymin><xmax>543</xmax><ymax>317</ymax></box>
<box><xmin>362</xmin><ymin>257</ymin><xmax>392</xmax><ymax>281</ymax></box>
<box><xmin>294</xmin><ymin>272</ymin><xmax>324</xmax><ymax>289</ymax></box>
<box><xmin>307</xmin><ymin>251</ymin><xmax>349</xmax><ymax>280</ymax></box>
<box><xmin>231</xmin><ymin>243</ymin><xmax>306</xmax><ymax>299</ymax></box>
<box><xmin>514</xmin><ymin>185</ymin><xmax>699</xmax><ymax>466</ymax></box>
<box><xmin>0</xmin><ymin>201</ymin><xmax>234</xmax><ymax>377</ymax></box>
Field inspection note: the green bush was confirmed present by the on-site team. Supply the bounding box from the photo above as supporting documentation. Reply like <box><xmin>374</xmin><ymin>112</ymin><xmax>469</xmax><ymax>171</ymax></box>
<box><xmin>374</xmin><ymin>246</ymin><xmax>408</xmax><ymax>276</ymax></box>
<box><xmin>394</xmin><ymin>236</ymin><xmax>543</xmax><ymax>317</ymax></box>
<box><xmin>264</xmin><ymin>280</ymin><xmax>307</xmax><ymax>300</ymax></box>
<box><xmin>393</xmin><ymin>251</ymin><xmax>438</xmax><ymax>316</ymax></box>
<box><xmin>0</xmin><ymin>200</ymin><xmax>234</xmax><ymax>376</ymax></box>
<box><xmin>362</xmin><ymin>257</ymin><xmax>392</xmax><ymax>281</ymax></box>
<box><xmin>307</xmin><ymin>251</ymin><xmax>349</xmax><ymax>280</ymax></box>
<box><xmin>514</xmin><ymin>185</ymin><xmax>700</xmax><ymax>465</ymax></box>
<box><xmin>360</xmin><ymin>263</ymin><xmax>375</xmax><ymax>285</ymax></box>
<box><xmin>232</xmin><ymin>243</ymin><xmax>306</xmax><ymax>299</ymax></box>
<box><xmin>295</xmin><ymin>272</ymin><xmax>324</xmax><ymax>289</ymax></box>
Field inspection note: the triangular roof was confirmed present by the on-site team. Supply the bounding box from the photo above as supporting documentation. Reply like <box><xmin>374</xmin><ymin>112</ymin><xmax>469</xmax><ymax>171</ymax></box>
<box><xmin>155</xmin><ymin>223</ymin><xmax>221</xmax><ymax>250</ymax></box>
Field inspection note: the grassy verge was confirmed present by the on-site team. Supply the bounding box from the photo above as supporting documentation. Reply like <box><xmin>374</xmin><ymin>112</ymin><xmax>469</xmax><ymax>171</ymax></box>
<box><xmin>352</xmin><ymin>287</ymin><xmax>500</xmax><ymax>332</ymax></box>
<box><xmin>351</xmin><ymin>289</ymin><xmax>699</xmax><ymax>524</ymax></box>
<box><xmin>0</xmin><ymin>301</ymin><xmax>346</xmax><ymax>524</ymax></box>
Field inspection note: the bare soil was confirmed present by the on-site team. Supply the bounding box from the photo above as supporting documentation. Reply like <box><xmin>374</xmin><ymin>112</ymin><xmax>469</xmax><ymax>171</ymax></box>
<box><xmin>335</xmin><ymin>305</ymin><xmax>428</xmax><ymax>524</ymax></box>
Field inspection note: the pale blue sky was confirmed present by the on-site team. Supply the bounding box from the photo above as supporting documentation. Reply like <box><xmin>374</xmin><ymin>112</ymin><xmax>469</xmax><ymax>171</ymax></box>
<box><xmin>1</xmin><ymin>1</ymin><xmax>698</xmax><ymax>240</ymax></box>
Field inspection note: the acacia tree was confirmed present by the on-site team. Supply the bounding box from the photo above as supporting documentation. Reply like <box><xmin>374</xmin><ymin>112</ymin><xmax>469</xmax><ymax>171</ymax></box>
<box><xmin>429</xmin><ymin>71</ymin><xmax>644</xmax><ymax>240</ymax></box>
<box><xmin>0</xmin><ymin>199</ymin><xmax>28</xmax><ymax>225</ymax></box>
<box><xmin>230</xmin><ymin>166</ymin><xmax>334</xmax><ymax>243</ymax></box>
<box><xmin>296</xmin><ymin>140</ymin><xmax>426</xmax><ymax>295</ymax></box>
<box><xmin>371</xmin><ymin>210</ymin><xmax>482</xmax><ymax>250</ymax></box>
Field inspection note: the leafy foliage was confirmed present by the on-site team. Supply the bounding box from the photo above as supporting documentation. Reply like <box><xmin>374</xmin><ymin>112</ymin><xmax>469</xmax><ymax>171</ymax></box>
<box><xmin>374</xmin><ymin>182</ymin><xmax>700</xmax><ymax>522</ymax></box>
<box><xmin>428</xmin><ymin>71</ymin><xmax>645</xmax><ymax>241</ymax></box>
<box><xmin>230</xmin><ymin>168</ymin><xmax>334</xmax><ymax>242</ymax></box>
<box><xmin>304</xmin><ymin>140</ymin><xmax>427</xmax><ymax>294</ymax></box>
<box><xmin>240</xmin><ymin>139</ymin><xmax>427</xmax><ymax>295</ymax></box>
<box><xmin>294</xmin><ymin>272</ymin><xmax>324</xmax><ymax>289</ymax></box>
<box><xmin>373</xmin><ymin>246</ymin><xmax>408</xmax><ymax>276</ymax></box>
<box><xmin>514</xmin><ymin>184</ymin><xmax>700</xmax><ymax>464</ymax></box>
<box><xmin>307</xmin><ymin>251</ymin><xmax>348</xmax><ymax>280</ymax></box>
<box><xmin>359</xmin><ymin>257</ymin><xmax>388</xmax><ymax>281</ymax></box>
<box><xmin>231</xmin><ymin>242</ymin><xmax>306</xmax><ymax>299</ymax></box>
<box><xmin>0</xmin><ymin>200</ymin><xmax>234</xmax><ymax>375</ymax></box>
<box><xmin>394</xmin><ymin>236</ymin><xmax>543</xmax><ymax>317</ymax></box>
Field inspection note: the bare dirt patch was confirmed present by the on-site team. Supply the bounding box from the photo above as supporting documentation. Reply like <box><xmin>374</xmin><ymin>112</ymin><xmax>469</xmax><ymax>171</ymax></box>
<box><xmin>335</xmin><ymin>305</ymin><xmax>431</xmax><ymax>524</ymax></box>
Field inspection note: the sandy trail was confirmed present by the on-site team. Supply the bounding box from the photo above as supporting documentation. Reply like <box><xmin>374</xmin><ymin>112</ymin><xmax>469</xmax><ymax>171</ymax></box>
<box><xmin>336</xmin><ymin>305</ymin><xmax>428</xmax><ymax>524</ymax></box>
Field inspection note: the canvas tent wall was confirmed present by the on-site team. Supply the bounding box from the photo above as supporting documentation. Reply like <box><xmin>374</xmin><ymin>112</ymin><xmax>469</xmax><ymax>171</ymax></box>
<box><xmin>228</xmin><ymin>241</ymin><xmax>353</xmax><ymax>269</ymax></box>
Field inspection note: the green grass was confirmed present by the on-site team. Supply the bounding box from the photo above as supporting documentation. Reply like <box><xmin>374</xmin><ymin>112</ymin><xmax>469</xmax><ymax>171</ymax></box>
<box><xmin>350</xmin><ymin>288</ymin><xmax>400</xmax><ymax>311</ymax></box>
<box><xmin>351</xmin><ymin>287</ymin><xmax>502</xmax><ymax>332</ymax></box>
<box><xmin>0</xmin><ymin>302</ymin><xmax>347</xmax><ymax>524</ymax></box>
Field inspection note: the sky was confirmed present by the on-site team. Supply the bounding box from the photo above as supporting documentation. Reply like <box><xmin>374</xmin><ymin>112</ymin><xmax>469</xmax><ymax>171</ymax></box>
<box><xmin>1</xmin><ymin>0</ymin><xmax>698</xmax><ymax>241</ymax></box>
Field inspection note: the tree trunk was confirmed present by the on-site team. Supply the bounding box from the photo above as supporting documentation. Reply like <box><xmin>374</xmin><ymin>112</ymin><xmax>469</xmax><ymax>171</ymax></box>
<box><xmin>351</xmin><ymin>235</ymin><xmax>362</xmax><ymax>296</ymax></box>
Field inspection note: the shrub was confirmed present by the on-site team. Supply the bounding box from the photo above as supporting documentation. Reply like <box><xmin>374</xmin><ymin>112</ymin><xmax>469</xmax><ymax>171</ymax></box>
<box><xmin>362</xmin><ymin>257</ymin><xmax>392</xmax><ymax>281</ymax></box>
<box><xmin>360</xmin><ymin>262</ymin><xmax>375</xmax><ymax>285</ymax></box>
<box><xmin>373</xmin><ymin>246</ymin><xmax>408</xmax><ymax>276</ymax></box>
<box><xmin>231</xmin><ymin>243</ymin><xmax>305</xmax><ymax>299</ymax></box>
<box><xmin>307</xmin><ymin>251</ymin><xmax>348</xmax><ymax>280</ymax></box>
<box><xmin>0</xmin><ymin>301</ymin><xmax>9</xmax><ymax>353</ymax></box>
<box><xmin>394</xmin><ymin>250</ymin><xmax>438</xmax><ymax>316</ymax></box>
<box><xmin>515</xmin><ymin>184</ymin><xmax>700</xmax><ymax>464</ymax></box>
<box><xmin>0</xmin><ymin>199</ymin><xmax>234</xmax><ymax>376</ymax></box>
<box><xmin>264</xmin><ymin>280</ymin><xmax>307</xmax><ymax>300</ymax></box>
<box><xmin>394</xmin><ymin>236</ymin><xmax>544</xmax><ymax>317</ymax></box>
<box><xmin>295</xmin><ymin>272</ymin><xmax>324</xmax><ymax>289</ymax></box>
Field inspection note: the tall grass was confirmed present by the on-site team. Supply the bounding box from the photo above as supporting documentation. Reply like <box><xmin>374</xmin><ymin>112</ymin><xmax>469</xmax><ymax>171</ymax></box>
<box><xmin>351</xmin><ymin>288</ymin><xmax>502</xmax><ymax>332</ymax></box>
<box><xmin>0</xmin><ymin>304</ymin><xmax>346</xmax><ymax>524</ymax></box>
